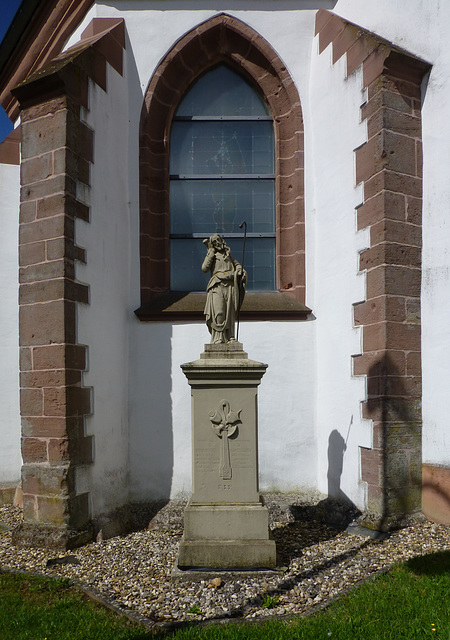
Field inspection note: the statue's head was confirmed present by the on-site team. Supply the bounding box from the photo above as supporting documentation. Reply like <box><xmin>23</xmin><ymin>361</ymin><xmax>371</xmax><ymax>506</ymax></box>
<box><xmin>210</xmin><ymin>233</ymin><xmax>226</xmax><ymax>251</ymax></box>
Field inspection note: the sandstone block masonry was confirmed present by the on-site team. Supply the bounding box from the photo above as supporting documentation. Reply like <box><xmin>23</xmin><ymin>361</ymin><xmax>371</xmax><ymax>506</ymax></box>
<box><xmin>11</xmin><ymin>18</ymin><xmax>125</xmax><ymax>549</ymax></box>
<box><xmin>315</xmin><ymin>10</ymin><xmax>430</xmax><ymax>530</ymax></box>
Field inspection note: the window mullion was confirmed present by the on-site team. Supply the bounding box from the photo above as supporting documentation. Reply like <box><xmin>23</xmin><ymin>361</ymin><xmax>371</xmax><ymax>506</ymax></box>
<box><xmin>170</xmin><ymin>174</ymin><xmax>275</xmax><ymax>180</ymax></box>
<box><xmin>174</xmin><ymin>116</ymin><xmax>272</xmax><ymax>121</ymax></box>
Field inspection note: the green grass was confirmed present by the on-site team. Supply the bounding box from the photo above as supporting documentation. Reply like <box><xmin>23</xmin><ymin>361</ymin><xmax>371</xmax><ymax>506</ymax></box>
<box><xmin>0</xmin><ymin>551</ymin><xmax>449</xmax><ymax>640</ymax></box>
<box><xmin>172</xmin><ymin>551</ymin><xmax>450</xmax><ymax>640</ymax></box>
<box><xmin>0</xmin><ymin>572</ymin><xmax>152</xmax><ymax>640</ymax></box>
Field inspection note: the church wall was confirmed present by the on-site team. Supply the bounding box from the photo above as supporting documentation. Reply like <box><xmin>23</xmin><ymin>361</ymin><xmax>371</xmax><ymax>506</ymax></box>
<box><xmin>307</xmin><ymin>36</ymin><xmax>371</xmax><ymax>508</ymax></box>
<box><xmin>62</xmin><ymin>2</ymin><xmax>378</xmax><ymax>510</ymax></box>
<box><xmin>88</xmin><ymin>2</ymin><xmax>323</xmax><ymax>501</ymax></box>
<box><xmin>64</xmin><ymin>0</ymin><xmax>449</xmax><ymax>518</ymax></box>
<box><xmin>71</xmin><ymin>1</ymin><xmax>422</xmax><ymax>510</ymax></box>
<box><xmin>0</xmin><ymin>163</ymin><xmax>21</xmax><ymax>486</ymax></box>
<box><xmin>75</xmin><ymin>63</ymin><xmax>132</xmax><ymax>518</ymax></box>
<box><xmin>333</xmin><ymin>0</ymin><xmax>450</xmax><ymax>521</ymax></box>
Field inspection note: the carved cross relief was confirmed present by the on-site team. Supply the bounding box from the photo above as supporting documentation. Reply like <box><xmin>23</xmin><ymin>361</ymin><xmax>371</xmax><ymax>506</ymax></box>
<box><xmin>209</xmin><ymin>399</ymin><xmax>242</xmax><ymax>479</ymax></box>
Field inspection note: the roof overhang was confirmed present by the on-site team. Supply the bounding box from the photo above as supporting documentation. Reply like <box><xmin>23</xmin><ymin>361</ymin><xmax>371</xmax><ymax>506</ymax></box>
<box><xmin>0</xmin><ymin>0</ymin><xmax>94</xmax><ymax>121</ymax></box>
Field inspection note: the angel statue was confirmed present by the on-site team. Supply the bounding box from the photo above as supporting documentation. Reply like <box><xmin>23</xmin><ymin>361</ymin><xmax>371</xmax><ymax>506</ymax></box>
<box><xmin>202</xmin><ymin>233</ymin><xmax>247</xmax><ymax>344</ymax></box>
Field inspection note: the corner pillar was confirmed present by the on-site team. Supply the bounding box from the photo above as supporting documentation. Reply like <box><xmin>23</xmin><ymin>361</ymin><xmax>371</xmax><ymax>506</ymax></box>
<box><xmin>11</xmin><ymin>18</ymin><xmax>125</xmax><ymax>549</ymax></box>
<box><xmin>315</xmin><ymin>10</ymin><xmax>431</xmax><ymax>529</ymax></box>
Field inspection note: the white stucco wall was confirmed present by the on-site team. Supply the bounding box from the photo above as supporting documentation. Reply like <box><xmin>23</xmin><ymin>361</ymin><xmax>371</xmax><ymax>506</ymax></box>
<box><xmin>307</xmin><ymin>35</ymin><xmax>371</xmax><ymax>507</ymax></box>
<box><xmin>129</xmin><ymin>320</ymin><xmax>317</xmax><ymax>501</ymax></box>
<box><xmin>75</xmin><ymin>62</ymin><xmax>132</xmax><ymax>517</ymax></box>
<box><xmin>0</xmin><ymin>162</ymin><xmax>21</xmax><ymax>485</ymax></box>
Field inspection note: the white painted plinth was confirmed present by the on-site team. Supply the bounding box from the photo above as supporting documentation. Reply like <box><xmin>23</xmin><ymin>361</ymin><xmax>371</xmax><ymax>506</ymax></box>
<box><xmin>179</xmin><ymin>343</ymin><xmax>276</xmax><ymax>569</ymax></box>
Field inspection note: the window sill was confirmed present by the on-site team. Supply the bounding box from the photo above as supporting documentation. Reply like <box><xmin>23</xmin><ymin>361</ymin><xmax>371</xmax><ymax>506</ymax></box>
<box><xmin>135</xmin><ymin>291</ymin><xmax>311</xmax><ymax>321</ymax></box>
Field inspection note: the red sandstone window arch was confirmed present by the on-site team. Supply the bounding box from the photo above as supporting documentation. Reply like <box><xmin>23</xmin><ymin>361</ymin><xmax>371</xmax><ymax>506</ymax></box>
<box><xmin>137</xmin><ymin>14</ymin><xmax>307</xmax><ymax>319</ymax></box>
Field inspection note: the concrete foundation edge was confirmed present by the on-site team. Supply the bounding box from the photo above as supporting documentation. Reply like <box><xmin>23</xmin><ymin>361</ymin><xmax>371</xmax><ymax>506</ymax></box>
<box><xmin>12</xmin><ymin>523</ymin><xmax>94</xmax><ymax>550</ymax></box>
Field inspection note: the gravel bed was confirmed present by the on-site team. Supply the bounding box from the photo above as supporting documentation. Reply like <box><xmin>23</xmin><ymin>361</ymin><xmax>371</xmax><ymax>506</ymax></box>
<box><xmin>0</xmin><ymin>496</ymin><xmax>448</xmax><ymax>630</ymax></box>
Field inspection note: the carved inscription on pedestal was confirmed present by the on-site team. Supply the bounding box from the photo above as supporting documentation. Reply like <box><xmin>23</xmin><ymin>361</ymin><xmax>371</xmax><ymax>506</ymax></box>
<box><xmin>209</xmin><ymin>399</ymin><xmax>242</xmax><ymax>480</ymax></box>
<box><xmin>194</xmin><ymin>444</ymin><xmax>216</xmax><ymax>474</ymax></box>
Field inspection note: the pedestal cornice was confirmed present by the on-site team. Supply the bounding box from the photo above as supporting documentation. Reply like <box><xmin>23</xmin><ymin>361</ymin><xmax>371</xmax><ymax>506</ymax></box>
<box><xmin>181</xmin><ymin>342</ymin><xmax>267</xmax><ymax>383</ymax></box>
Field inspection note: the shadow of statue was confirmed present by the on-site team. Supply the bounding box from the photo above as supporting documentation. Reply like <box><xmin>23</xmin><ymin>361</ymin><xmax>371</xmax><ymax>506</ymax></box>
<box><xmin>267</xmin><ymin>489</ymin><xmax>361</xmax><ymax>567</ymax></box>
<box><xmin>327</xmin><ymin>428</ymin><xmax>349</xmax><ymax>503</ymax></box>
<box><xmin>287</xmin><ymin>429</ymin><xmax>361</xmax><ymax>540</ymax></box>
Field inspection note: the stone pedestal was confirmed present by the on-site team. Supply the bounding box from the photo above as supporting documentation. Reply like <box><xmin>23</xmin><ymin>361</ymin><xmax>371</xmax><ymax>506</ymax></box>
<box><xmin>178</xmin><ymin>342</ymin><xmax>276</xmax><ymax>569</ymax></box>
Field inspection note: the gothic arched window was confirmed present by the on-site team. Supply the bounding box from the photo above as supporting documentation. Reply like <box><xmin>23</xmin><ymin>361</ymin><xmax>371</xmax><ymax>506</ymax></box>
<box><xmin>138</xmin><ymin>14</ymin><xmax>308</xmax><ymax>319</ymax></box>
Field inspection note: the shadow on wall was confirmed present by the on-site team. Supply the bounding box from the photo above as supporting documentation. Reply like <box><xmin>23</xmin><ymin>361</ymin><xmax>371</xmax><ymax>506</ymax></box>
<box><xmin>90</xmin><ymin>321</ymin><xmax>174</xmax><ymax>540</ymax></box>
<box><xmin>126</xmin><ymin>31</ymin><xmax>174</xmax><ymax>521</ymax></box>
<box><xmin>128</xmin><ymin>322</ymin><xmax>174</xmax><ymax>506</ymax></box>
<box><xmin>363</xmin><ymin>353</ymin><xmax>423</xmax><ymax>530</ymax></box>
<box><xmin>289</xmin><ymin>429</ymin><xmax>361</xmax><ymax>529</ymax></box>
<box><xmin>327</xmin><ymin>428</ymin><xmax>350</xmax><ymax>504</ymax></box>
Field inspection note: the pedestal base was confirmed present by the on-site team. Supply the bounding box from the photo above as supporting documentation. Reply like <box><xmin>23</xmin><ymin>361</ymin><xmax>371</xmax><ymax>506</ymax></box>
<box><xmin>178</xmin><ymin>500</ymin><xmax>276</xmax><ymax>569</ymax></box>
<box><xmin>178</xmin><ymin>537</ymin><xmax>276</xmax><ymax>570</ymax></box>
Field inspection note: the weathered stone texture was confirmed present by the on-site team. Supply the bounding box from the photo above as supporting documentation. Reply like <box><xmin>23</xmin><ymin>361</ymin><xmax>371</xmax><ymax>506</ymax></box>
<box><xmin>316</xmin><ymin>9</ymin><xmax>430</xmax><ymax>528</ymax></box>
<box><xmin>12</xmin><ymin>18</ymin><xmax>125</xmax><ymax>549</ymax></box>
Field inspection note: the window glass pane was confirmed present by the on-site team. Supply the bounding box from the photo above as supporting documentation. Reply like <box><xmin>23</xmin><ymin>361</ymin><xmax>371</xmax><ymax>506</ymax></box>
<box><xmin>170</xmin><ymin>64</ymin><xmax>276</xmax><ymax>293</ymax></box>
<box><xmin>170</xmin><ymin>180</ymin><xmax>275</xmax><ymax>235</ymax></box>
<box><xmin>226</xmin><ymin>237</ymin><xmax>275</xmax><ymax>291</ymax></box>
<box><xmin>170</xmin><ymin>121</ymin><xmax>274</xmax><ymax>175</ymax></box>
<box><xmin>170</xmin><ymin>239</ymin><xmax>210</xmax><ymax>291</ymax></box>
<box><xmin>171</xmin><ymin>238</ymin><xmax>275</xmax><ymax>291</ymax></box>
<box><xmin>175</xmin><ymin>65</ymin><xmax>270</xmax><ymax>117</ymax></box>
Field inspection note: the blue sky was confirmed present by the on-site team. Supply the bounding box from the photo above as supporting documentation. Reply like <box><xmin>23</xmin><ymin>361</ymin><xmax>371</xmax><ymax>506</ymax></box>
<box><xmin>0</xmin><ymin>0</ymin><xmax>24</xmax><ymax>142</ymax></box>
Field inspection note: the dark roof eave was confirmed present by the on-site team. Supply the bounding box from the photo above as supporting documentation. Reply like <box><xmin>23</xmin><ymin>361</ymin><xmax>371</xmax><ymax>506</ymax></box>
<box><xmin>0</xmin><ymin>0</ymin><xmax>41</xmax><ymax>79</ymax></box>
<box><xmin>0</xmin><ymin>0</ymin><xmax>95</xmax><ymax>119</ymax></box>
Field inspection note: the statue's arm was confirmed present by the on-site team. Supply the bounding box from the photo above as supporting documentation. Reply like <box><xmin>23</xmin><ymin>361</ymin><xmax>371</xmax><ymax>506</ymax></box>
<box><xmin>202</xmin><ymin>250</ymin><xmax>215</xmax><ymax>273</ymax></box>
<box><xmin>232</xmin><ymin>257</ymin><xmax>247</xmax><ymax>285</ymax></box>
<box><xmin>232</xmin><ymin>257</ymin><xmax>243</xmax><ymax>274</ymax></box>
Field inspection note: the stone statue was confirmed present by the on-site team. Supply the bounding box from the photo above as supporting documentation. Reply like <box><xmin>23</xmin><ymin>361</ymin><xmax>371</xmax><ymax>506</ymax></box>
<box><xmin>202</xmin><ymin>234</ymin><xmax>247</xmax><ymax>344</ymax></box>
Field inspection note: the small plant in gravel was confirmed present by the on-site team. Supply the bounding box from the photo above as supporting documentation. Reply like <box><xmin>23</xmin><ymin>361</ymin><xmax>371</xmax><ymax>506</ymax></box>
<box><xmin>262</xmin><ymin>594</ymin><xmax>280</xmax><ymax>609</ymax></box>
<box><xmin>188</xmin><ymin>604</ymin><xmax>201</xmax><ymax>614</ymax></box>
